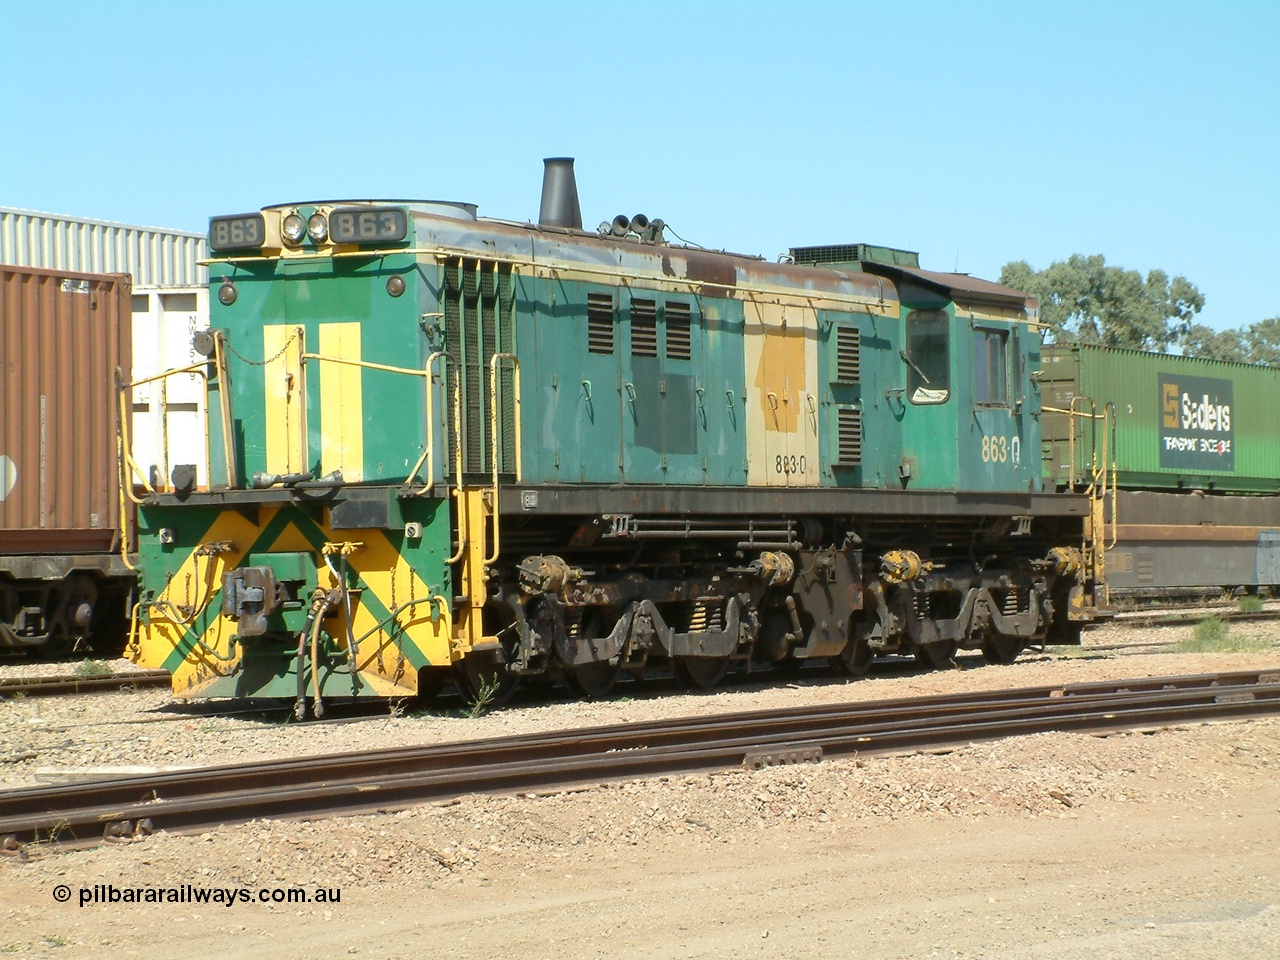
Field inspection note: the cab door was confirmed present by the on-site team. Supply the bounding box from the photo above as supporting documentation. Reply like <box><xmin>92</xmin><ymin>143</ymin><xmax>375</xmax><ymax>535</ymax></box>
<box><xmin>898</xmin><ymin>307</ymin><xmax>958</xmax><ymax>490</ymax></box>
<box><xmin>963</xmin><ymin>320</ymin><xmax>1036</xmax><ymax>492</ymax></box>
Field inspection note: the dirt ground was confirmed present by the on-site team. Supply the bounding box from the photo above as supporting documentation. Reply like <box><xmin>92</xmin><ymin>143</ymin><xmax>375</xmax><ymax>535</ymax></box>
<box><xmin>3</xmin><ymin>625</ymin><xmax>1280</xmax><ymax>959</ymax></box>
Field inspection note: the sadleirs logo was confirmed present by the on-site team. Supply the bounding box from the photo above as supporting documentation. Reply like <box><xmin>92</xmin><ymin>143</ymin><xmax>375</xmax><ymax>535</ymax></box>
<box><xmin>1159</xmin><ymin>374</ymin><xmax>1234</xmax><ymax>472</ymax></box>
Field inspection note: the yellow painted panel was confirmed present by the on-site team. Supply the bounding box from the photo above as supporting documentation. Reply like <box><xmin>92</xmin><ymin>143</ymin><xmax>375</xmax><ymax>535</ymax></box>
<box><xmin>263</xmin><ymin>326</ymin><xmax>307</xmax><ymax>474</ymax></box>
<box><xmin>319</xmin><ymin>322</ymin><xmax>364</xmax><ymax>482</ymax></box>
<box><xmin>743</xmin><ymin>300</ymin><xmax>820</xmax><ymax>487</ymax></box>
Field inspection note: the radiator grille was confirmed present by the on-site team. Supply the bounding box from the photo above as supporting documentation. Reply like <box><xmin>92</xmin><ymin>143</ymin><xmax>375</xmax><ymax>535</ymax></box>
<box><xmin>587</xmin><ymin>293</ymin><xmax>614</xmax><ymax>355</ymax></box>
<box><xmin>836</xmin><ymin>407</ymin><xmax>862</xmax><ymax>466</ymax></box>
<box><xmin>666</xmin><ymin>301</ymin><xmax>691</xmax><ymax>361</ymax></box>
<box><xmin>631</xmin><ymin>299</ymin><xmax>657</xmax><ymax>357</ymax></box>
<box><xmin>835</xmin><ymin>326</ymin><xmax>860</xmax><ymax>383</ymax></box>
<box><xmin>444</xmin><ymin>257</ymin><xmax>516</xmax><ymax>475</ymax></box>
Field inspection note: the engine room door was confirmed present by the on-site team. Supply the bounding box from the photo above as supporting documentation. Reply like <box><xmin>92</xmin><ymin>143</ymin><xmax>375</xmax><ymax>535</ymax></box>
<box><xmin>620</xmin><ymin>294</ymin><xmax>702</xmax><ymax>484</ymax></box>
<box><xmin>743</xmin><ymin>299</ymin><xmax>819</xmax><ymax>487</ymax></box>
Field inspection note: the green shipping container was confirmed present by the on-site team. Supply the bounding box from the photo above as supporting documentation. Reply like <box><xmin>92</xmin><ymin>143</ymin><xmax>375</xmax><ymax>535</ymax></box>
<box><xmin>1041</xmin><ymin>343</ymin><xmax>1280</xmax><ymax>493</ymax></box>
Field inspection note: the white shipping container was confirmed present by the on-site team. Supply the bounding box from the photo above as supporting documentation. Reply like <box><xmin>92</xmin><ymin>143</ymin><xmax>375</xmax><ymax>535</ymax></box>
<box><xmin>129</xmin><ymin>287</ymin><xmax>211</xmax><ymax>490</ymax></box>
<box><xmin>0</xmin><ymin>207</ymin><xmax>206</xmax><ymax>287</ymax></box>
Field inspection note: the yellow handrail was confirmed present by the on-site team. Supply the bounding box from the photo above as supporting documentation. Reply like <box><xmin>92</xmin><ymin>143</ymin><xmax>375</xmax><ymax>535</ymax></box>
<box><xmin>485</xmin><ymin>353</ymin><xmax>521</xmax><ymax>565</ymax></box>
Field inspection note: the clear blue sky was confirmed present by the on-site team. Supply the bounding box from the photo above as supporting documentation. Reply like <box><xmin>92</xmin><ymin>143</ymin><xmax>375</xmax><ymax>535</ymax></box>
<box><xmin>4</xmin><ymin>0</ymin><xmax>1278</xmax><ymax>331</ymax></box>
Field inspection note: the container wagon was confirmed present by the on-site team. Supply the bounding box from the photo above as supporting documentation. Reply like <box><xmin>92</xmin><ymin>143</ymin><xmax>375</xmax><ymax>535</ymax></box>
<box><xmin>0</xmin><ymin>265</ymin><xmax>135</xmax><ymax>652</ymax></box>
<box><xmin>1</xmin><ymin>209</ymin><xmax>212</xmax><ymax>653</ymax></box>
<box><xmin>1041</xmin><ymin>343</ymin><xmax>1280</xmax><ymax>595</ymax></box>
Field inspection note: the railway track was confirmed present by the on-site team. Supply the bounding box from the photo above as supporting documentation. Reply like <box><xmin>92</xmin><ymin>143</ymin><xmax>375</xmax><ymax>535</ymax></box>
<box><xmin>3</xmin><ymin>669</ymin><xmax>1278</xmax><ymax>853</ymax></box>
<box><xmin>0</xmin><ymin>671</ymin><xmax>170</xmax><ymax>699</ymax></box>
<box><xmin>1109</xmin><ymin>601</ymin><xmax>1280</xmax><ymax>628</ymax></box>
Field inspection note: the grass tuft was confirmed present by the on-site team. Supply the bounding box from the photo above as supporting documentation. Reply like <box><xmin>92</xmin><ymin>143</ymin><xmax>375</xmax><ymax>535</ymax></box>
<box><xmin>1176</xmin><ymin>618</ymin><xmax>1275</xmax><ymax>653</ymax></box>
<box><xmin>1238</xmin><ymin>594</ymin><xmax>1265</xmax><ymax>613</ymax></box>
<box><xmin>73</xmin><ymin>660</ymin><xmax>111</xmax><ymax>678</ymax></box>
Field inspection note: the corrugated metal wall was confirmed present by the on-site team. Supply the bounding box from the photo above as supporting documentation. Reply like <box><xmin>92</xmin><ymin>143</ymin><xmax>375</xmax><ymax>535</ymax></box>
<box><xmin>0</xmin><ymin>265</ymin><xmax>132</xmax><ymax>553</ymax></box>
<box><xmin>0</xmin><ymin>207</ymin><xmax>206</xmax><ymax>287</ymax></box>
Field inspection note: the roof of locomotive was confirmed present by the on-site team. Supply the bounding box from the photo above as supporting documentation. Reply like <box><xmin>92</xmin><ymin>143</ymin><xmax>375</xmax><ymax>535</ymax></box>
<box><xmin>406</xmin><ymin>206</ymin><xmax>901</xmax><ymax>308</ymax></box>
<box><xmin>249</xmin><ymin>199</ymin><xmax>1035</xmax><ymax>318</ymax></box>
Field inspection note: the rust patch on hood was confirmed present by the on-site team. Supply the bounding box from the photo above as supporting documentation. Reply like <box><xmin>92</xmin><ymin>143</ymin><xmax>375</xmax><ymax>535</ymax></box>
<box><xmin>684</xmin><ymin>251</ymin><xmax>738</xmax><ymax>287</ymax></box>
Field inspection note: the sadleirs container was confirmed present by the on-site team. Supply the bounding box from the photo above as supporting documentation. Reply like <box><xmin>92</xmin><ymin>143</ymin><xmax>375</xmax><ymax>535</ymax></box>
<box><xmin>1041</xmin><ymin>343</ymin><xmax>1280</xmax><ymax>493</ymax></box>
<box><xmin>0</xmin><ymin>264</ymin><xmax>134</xmax><ymax>651</ymax></box>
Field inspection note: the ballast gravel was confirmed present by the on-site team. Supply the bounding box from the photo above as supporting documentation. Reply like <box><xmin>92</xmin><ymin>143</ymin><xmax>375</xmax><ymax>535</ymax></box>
<box><xmin>1</xmin><ymin>618</ymin><xmax>1279</xmax><ymax>960</ymax></box>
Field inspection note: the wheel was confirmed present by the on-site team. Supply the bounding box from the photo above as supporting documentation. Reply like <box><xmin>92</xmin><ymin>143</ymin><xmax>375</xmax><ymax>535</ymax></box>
<box><xmin>673</xmin><ymin>656</ymin><xmax>731</xmax><ymax>690</ymax></box>
<box><xmin>564</xmin><ymin>660</ymin><xmax>620</xmax><ymax>699</ymax></box>
<box><xmin>834</xmin><ymin>631</ymin><xmax>874</xmax><ymax>676</ymax></box>
<box><xmin>914</xmin><ymin>641</ymin><xmax>956</xmax><ymax>669</ymax></box>
<box><xmin>454</xmin><ymin>653</ymin><xmax>518</xmax><ymax>710</ymax></box>
<box><xmin>981</xmin><ymin>637</ymin><xmax>1023</xmax><ymax>665</ymax></box>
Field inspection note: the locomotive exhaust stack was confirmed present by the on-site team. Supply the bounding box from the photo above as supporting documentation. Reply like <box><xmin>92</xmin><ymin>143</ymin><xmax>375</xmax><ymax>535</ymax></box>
<box><xmin>538</xmin><ymin>157</ymin><xmax>582</xmax><ymax>229</ymax></box>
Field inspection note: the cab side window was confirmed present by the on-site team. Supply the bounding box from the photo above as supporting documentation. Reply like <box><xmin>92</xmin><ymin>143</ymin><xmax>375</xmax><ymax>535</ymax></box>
<box><xmin>905</xmin><ymin>310</ymin><xmax>950</xmax><ymax>404</ymax></box>
<box><xmin>973</xmin><ymin>328</ymin><xmax>1009</xmax><ymax>407</ymax></box>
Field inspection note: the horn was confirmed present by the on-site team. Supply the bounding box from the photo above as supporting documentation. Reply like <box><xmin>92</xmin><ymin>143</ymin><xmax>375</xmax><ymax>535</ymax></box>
<box><xmin>629</xmin><ymin>214</ymin><xmax>649</xmax><ymax>234</ymax></box>
<box><xmin>641</xmin><ymin>218</ymin><xmax>666</xmax><ymax>243</ymax></box>
<box><xmin>611</xmin><ymin>214</ymin><xmax>630</xmax><ymax>237</ymax></box>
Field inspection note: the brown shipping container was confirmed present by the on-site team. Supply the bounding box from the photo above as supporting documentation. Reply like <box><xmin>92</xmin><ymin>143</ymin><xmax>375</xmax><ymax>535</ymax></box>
<box><xmin>0</xmin><ymin>265</ymin><xmax>132</xmax><ymax>554</ymax></box>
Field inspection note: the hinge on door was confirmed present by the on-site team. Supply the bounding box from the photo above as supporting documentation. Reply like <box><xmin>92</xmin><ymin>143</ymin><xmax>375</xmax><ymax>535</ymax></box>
<box><xmin>659</xmin><ymin>380</ymin><xmax>666</xmax><ymax>395</ymax></box>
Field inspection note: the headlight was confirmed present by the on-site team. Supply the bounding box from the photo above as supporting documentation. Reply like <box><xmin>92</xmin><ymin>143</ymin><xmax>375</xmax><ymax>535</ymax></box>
<box><xmin>282</xmin><ymin>213</ymin><xmax>306</xmax><ymax>244</ymax></box>
<box><xmin>307</xmin><ymin>213</ymin><xmax>329</xmax><ymax>242</ymax></box>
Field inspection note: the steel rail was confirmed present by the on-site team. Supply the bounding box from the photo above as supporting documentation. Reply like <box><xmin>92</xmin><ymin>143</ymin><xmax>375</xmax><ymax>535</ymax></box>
<box><xmin>0</xmin><ymin>671</ymin><xmax>170</xmax><ymax>699</ymax></box>
<box><xmin>2</xmin><ymin>671</ymin><xmax>1278</xmax><ymax>851</ymax></box>
<box><xmin>1109</xmin><ymin>609</ymin><xmax>1280</xmax><ymax>629</ymax></box>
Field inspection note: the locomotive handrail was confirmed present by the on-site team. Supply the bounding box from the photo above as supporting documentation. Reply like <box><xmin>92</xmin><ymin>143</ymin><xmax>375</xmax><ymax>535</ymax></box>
<box><xmin>299</xmin><ymin>350</ymin><xmax>447</xmax><ymax>492</ymax></box>
<box><xmin>486</xmin><ymin>353</ymin><xmax>522</xmax><ymax>565</ymax></box>
<box><xmin>404</xmin><ymin>351</ymin><xmax>455</xmax><ymax>492</ymax></box>
<box><xmin>300</xmin><ymin>354</ymin><xmax>431</xmax><ymax>378</ymax></box>
<box><xmin>116</xmin><ymin>362</ymin><xmax>213</xmax><ymax>502</ymax></box>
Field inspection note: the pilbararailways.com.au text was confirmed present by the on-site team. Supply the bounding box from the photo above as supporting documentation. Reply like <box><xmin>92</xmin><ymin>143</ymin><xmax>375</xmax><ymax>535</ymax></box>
<box><xmin>57</xmin><ymin>884</ymin><xmax>341</xmax><ymax>907</ymax></box>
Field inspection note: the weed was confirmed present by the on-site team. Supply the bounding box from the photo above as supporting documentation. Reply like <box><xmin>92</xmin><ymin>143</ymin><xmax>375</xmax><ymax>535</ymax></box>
<box><xmin>41</xmin><ymin>935</ymin><xmax>69</xmax><ymax>948</ymax></box>
<box><xmin>388</xmin><ymin>698</ymin><xmax>407</xmax><ymax>719</ymax></box>
<box><xmin>73</xmin><ymin>660</ymin><xmax>111</xmax><ymax>678</ymax></box>
<box><xmin>1193</xmin><ymin>617</ymin><xmax>1229</xmax><ymax>644</ymax></box>
<box><xmin>1238</xmin><ymin>594</ymin><xmax>1265</xmax><ymax>613</ymax></box>
<box><xmin>464</xmin><ymin>675</ymin><xmax>501</xmax><ymax>719</ymax></box>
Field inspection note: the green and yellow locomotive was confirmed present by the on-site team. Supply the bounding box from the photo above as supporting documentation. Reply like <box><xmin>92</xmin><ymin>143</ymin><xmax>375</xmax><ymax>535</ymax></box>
<box><xmin>126</xmin><ymin>159</ymin><xmax>1107</xmax><ymax>713</ymax></box>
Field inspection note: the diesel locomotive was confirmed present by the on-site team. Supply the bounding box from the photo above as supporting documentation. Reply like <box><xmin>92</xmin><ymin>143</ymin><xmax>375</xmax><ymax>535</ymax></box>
<box><xmin>125</xmin><ymin>159</ymin><xmax>1108</xmax><ymax>713</ymax></box>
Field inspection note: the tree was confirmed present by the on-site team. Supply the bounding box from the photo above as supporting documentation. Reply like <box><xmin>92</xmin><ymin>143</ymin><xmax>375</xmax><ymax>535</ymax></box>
<box><xmin>1181</xmin><ymin>316</ymin><xmax>1280</xmax><ymax>366</ymax></box>
<box><xmin>1181</xmin><ymin>324</ymin><xmax>1248</xmax><ymax>363</ymax></box>
<box><xmin>999</xmin><ymin>254</ymin><xmax>1204</xmax><ymax>352</ymax></box>
<box><xmin>1242</xmin><ymin>317</ymin><xmax>1280</xmax><ymax>366</ymax></box>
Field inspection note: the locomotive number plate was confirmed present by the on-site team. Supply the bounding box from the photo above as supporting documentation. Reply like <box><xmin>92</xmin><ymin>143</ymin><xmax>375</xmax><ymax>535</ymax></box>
<box><xmin>330</xmin><ymin>207</ymin><xmax>408</xmax><ymax>244</ymax></box>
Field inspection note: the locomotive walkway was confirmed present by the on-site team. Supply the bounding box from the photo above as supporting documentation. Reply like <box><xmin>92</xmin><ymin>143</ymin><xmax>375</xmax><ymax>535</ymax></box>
<box><xmin>2</xmin><ymin>670</ymin><xmax>1278</xmax><ymax>853</ymax></box>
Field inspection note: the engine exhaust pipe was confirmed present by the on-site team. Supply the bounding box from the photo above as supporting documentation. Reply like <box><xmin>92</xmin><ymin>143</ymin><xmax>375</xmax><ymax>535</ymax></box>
<box><xmin>538</xmin><ymin>157</ymin><xmax>583</xmax><ymax>229</ymax></box>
